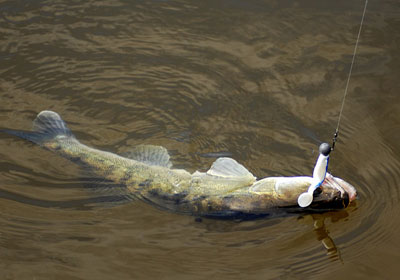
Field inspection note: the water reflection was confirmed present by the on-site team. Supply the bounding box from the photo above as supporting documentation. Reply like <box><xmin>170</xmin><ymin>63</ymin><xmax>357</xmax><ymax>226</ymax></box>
<box><xmin>300</xmin><ymin>211</ymin><xmax>353</xmax><ymax>259</ymax></box>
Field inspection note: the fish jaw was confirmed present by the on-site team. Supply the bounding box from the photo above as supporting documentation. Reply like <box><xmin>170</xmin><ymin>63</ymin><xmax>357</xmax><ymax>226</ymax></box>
<box><xmin>309</xmin><ymin>173</ymin><xmax>357</xmax><ymax>209</ymax></box>
<box><xmin>323</xmin><ymin>173</ymin><xmax>357</xmax><ymax>203</ymax></box>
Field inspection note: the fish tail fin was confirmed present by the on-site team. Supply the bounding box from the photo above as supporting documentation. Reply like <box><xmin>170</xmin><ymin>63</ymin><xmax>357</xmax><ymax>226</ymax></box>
<box><xmin>1</xmin><ymin>110</ymin><xmax>75</xmax><ymax>145</ymax></box>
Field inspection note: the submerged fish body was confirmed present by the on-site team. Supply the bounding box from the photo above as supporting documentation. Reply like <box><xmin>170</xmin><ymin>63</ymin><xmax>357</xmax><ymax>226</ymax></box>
<box><xmin>2</xmin><ymin>111</ymin><xmax>357</xmax><ymax>218</ymax></box>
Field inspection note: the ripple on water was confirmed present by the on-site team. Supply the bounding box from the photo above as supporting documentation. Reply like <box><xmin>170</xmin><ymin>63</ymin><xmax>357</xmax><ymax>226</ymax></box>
<box><xmin>1</xmin><ymin>0</ymin><xmax>400</xmax><ymax>279</ymax></box>
<box><xmin>321</xmin><ymin>114</ymin><xmax>400</xmax><ymax>264</ymax></box>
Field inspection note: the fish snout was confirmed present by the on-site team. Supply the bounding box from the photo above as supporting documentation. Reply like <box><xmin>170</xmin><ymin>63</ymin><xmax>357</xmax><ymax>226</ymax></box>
<box><xmin>334</xmin><ymin>176</ymin><xmax>357</xmax><ymax>202</ymax></box>
<box><xmin>324</xmin><ymin>173</ymin><xmax>357</xmax><ymax>202</ymax></box>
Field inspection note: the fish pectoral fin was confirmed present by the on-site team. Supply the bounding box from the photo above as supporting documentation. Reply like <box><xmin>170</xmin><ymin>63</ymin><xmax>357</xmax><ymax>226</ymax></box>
<box><xmin>124</xmin><ymin>144</ymin><xmax>172</xmax><ymax>168</ymax></box>
<box><xmin>206</xmin><ymin>157</ymin><xmax>256</xmax><ymax>181</ymax></box>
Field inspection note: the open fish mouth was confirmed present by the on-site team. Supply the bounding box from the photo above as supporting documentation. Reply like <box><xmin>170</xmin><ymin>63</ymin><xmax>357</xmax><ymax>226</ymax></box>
<box><xmin>323</xmin><ymin>173</ymin><xmax>357</xmax><ymax>203</ymax></box>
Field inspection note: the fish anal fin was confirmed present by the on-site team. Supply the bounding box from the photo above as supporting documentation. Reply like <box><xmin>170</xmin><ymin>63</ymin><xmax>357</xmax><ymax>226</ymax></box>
<box><xmin>124</xmin><ymin>145</ymin><xmax>172</xmax><ymax>168</ymax></box>
<box><xmin>206</xmin><ymin>157</ymin><xmax>255</xmax><ymax>181</ymax></box>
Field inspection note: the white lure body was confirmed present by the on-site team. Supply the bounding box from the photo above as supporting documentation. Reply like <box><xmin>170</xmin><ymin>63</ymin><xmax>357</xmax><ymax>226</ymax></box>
<box><xmin>297</xmin><ymin>150</ymin><xmax>330</xmax><ymax>208</ymax></box>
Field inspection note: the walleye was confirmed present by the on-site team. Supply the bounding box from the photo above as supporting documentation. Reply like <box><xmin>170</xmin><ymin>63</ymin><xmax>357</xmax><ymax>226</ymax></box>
<box><xmin>1</xmin><ymin>111</ymin><xmax>357</xmax><ymax>218</ymax></box>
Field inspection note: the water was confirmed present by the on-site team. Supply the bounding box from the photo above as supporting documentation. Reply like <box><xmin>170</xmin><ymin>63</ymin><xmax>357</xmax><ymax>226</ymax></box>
<box><xmin>1</xmin><ymin>0</ymin><xmax>400</xmax><ymax>279</ymax></box>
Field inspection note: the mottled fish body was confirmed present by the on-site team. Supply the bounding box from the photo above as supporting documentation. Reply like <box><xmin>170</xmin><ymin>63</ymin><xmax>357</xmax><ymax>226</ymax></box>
<box><xmin>1</xmin><ymin>111</ymin><xmax>356</xmax><ymax>218</ymax></box>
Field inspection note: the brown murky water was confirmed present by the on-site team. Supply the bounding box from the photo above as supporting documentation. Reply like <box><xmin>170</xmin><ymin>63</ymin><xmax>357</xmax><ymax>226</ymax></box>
<box><xmin>1</xmin><ymin>0</ymin><xmax>400</xmax><ymax>279</ymax></box>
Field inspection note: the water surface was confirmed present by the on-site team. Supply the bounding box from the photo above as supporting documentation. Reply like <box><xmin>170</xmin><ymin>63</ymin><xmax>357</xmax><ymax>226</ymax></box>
<box><xmin>1</xmin><ymin>0</ymin><xmax>400</xmax><ymax>279</ymax></box>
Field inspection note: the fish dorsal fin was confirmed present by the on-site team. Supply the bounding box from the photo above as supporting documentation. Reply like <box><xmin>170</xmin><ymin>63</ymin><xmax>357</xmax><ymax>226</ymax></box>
<box><xmin>125</xmin><ymin>145</ymin><xmax>172</xmax><ymax>168</ymax></box>
<box><xmin>206</xmin><ymin>157</ymin><xmax>255</xmax><ymax>180</ymax></box>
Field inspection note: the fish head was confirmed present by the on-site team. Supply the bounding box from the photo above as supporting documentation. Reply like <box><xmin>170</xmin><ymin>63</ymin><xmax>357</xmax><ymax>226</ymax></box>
<box><xmin>249</xmin><ymin>174</ymin><xmax>356</xmax><ymax>211</ymax></box>
<box><xmin>309</xmin><ymin>173</ymin><xmax>357</xmax><ymax>209</ymax></box>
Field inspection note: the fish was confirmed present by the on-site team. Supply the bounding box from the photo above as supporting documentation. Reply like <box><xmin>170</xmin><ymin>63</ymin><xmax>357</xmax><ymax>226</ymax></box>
<box><xmin>1</xmin><ymin>111</ymin><xmax>357</xmax><ymax>218</ymax></box>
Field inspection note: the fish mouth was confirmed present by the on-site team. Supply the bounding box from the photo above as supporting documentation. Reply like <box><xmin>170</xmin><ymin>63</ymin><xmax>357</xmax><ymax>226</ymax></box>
<box><xmin>323</xmin><ymin>173</ymin><xmax>357</xmax><ymax>203</ymax></box>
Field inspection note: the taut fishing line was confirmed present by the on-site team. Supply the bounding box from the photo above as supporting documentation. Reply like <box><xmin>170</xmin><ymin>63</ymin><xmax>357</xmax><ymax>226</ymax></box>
<box><xmin>297</xmin><ymin>0</ymin><xmax>369</xmax><ymax>207</ymax></box>
<box><xmin>331</xmin><ymin>0</ymin><xmax>368</xmax><ymax>151</ymax></box>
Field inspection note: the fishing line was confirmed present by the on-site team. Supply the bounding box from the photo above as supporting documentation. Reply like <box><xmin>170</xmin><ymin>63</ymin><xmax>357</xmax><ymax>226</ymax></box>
<box><xmin>331</xmin><ymin>0</ymin><xmax>368</xmax><ymax>151</ymax></box>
